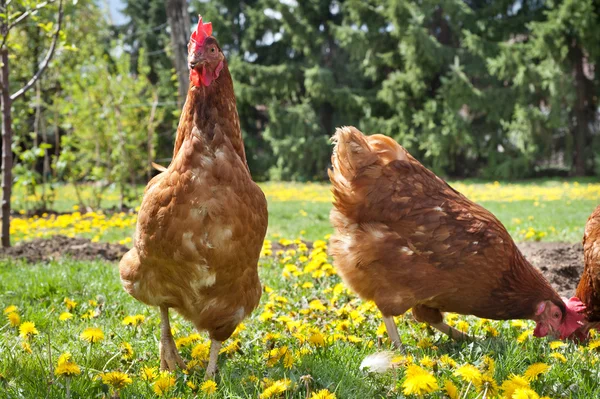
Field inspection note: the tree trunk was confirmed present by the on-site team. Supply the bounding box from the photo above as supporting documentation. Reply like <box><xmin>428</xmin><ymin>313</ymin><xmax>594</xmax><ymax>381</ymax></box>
<box><xmin>147</xmin><ymin>91</ymin><xmax>159</xmax><ymax>181</ymax></box>
<box><xmin>164</xmin><ymin>0</ymin><xmax>191</xmax><ymax>107</ymax></box>
<box><xmin>0</xmin><ymin>47</ymin><xmax>13</xmax><ymax>248</ymax></box>
<box><xmin>570</xmin><ymin>43</ymin><xmax>594</xmax><ymax>177</ymax></box>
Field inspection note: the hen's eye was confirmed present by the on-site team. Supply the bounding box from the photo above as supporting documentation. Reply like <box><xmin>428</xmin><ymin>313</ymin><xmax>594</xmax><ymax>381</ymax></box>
<box><xmin>210</xmin><ymin>47</ymin><xmax>215</xmax><ymax>53</ymax></box>
<box><xmin>553</xmin><ymin>312</ymin><xmax>560</xmax><ymax>319</ymax></box>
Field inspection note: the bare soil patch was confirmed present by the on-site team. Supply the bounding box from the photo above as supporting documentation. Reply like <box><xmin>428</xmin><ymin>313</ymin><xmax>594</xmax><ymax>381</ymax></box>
<box><xmin>518</xmin><ymin>241</ymin><xmax>583</xmax><ymax>298</ymax></box>
<box><xmin>0</xmin><ymin>237</ymin><xmax>584</xmax><ymax>297</ymax></box>
<box><xmin>0</xmin><ymin>235</ymin><xmax>129</xmax><ymax>263</ymax></box>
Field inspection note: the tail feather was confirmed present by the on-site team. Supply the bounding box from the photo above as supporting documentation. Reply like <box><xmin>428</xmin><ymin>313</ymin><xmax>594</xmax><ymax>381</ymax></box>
<box><xmin>330</xmin><ymin>126</ymin><xmax>378</xmax><ymax>185</ymax></box>
<box><xmin>151</xmin><ymin>162</ymin><xmax>168</xmax><ymax>172</ymax></box>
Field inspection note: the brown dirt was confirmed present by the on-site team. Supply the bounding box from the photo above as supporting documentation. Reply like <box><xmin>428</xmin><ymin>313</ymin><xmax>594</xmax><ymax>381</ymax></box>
<box><xmin>0</xmin><ymin>235</ymin><xmax>129</xmax><ymax>263</ymax></box>
<box><xmin>517</xmin><ymin>242</ymin><xmax>584</xmax><ymax>298</ymax></box>
<box><xmin>0</xmin><ymin>237</ymin><xmax>584</xmax><ymax>297</ymax></box>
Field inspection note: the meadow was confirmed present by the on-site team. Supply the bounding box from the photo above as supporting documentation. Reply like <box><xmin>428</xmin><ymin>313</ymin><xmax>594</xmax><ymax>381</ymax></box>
<box><xmin>1</xmin><ymin>180</ymin><xmax>600</xmax><ymax>398</ymax></box>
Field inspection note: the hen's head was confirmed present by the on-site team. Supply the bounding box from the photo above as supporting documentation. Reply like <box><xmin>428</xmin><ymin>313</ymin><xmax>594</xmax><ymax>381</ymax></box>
<box><xmin>532</xmin><ymin>298</ymin><xmax>586</xmax><ymax>339</ymax></box>
<box><xmin>188</xmin><ymin>15</ymin><xmax>224</xmax><ymax>88</ymax></box>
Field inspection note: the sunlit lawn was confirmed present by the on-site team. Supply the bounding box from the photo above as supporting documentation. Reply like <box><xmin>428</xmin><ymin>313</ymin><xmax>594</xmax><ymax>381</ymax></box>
<box><xmin>10</xmin><ymin>179</ymin><xmax>600</xmax><ymax>244</ymax></box>
<box><xmin>2</xmin><ymin>179</ymin><xmax>600</xmax><ymax>398</ymax></box>
<box><xmin>3</xmin><ymin>244</ymin><xmax>600</xmax><ymax>398</ymax></box>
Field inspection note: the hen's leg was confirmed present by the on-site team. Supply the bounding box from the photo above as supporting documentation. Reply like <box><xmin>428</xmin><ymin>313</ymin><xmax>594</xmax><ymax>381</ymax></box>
<box><xmin>413</xmin><ymin>304</ymin><xmax>470</xmax><ymax>342</ymax></box>
<box><xmin>205</xmin><ymin>339</ymin><xmax>222</xmax><ymax>380</ymax></box>
<box><xmin>430</xmin><ymin>322</ymin><xmax>471</xmax><ymax>341</ymax></box>
<box><xmin>383</xmin><ymin>315</ymin><xmax>403</xmax><ymax>350</ymax></box>
<box><xmin>159</xmin><ymin>306</ymin><xmax>186</xmax><ymax>371</ymax></box>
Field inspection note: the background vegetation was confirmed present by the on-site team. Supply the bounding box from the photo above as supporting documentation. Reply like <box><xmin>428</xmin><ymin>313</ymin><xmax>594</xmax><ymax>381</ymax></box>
<box><xmin>3</xmin><ymin>0</ymin><xmax>599</xmax><ymax>202</ymax></box>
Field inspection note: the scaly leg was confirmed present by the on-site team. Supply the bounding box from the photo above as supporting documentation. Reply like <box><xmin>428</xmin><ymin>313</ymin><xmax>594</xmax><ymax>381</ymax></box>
<box><xmin>159</xmin><ymin>306</ymin><xmax>186</xmax><ymax>371</ymax></box>
<box><xmin>205</xmin><ymin>339</ymin><xmax>222</xmax><ymax>380</ymax></box>
<box><xmin>383</xmin><ymin>315</ymin><xmax>403</xmax><ymax>350</ymax></box>
<box><xmin>430</xmin><ymin>321</ymin><xmax>471</xmax><ymax>342</ymax></box>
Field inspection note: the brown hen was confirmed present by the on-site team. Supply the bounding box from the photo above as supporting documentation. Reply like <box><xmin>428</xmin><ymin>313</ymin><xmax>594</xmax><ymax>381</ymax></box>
<box><xmin>328</xmin><ymin>126</ymin><xmax>580</xmax><ymax>349</ymax></box>
<box><xmin>567</xmin><ymin>205</ymin><xmax>600</xmax><ymax>340</ymax></box>
<box><xmin>119</xmin><ymin>16</ymin><xmax>268</xmax><ymax>378</ymax></box>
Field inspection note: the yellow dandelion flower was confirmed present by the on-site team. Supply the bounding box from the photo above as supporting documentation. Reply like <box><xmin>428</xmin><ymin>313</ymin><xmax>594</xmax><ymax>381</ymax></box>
<box><xmin>201</xmin><ymin>380</ymin><xmax>217</xmax><ymax>395</ymax></box>
<box><xmin>55</xmin><ymin>353</ymin><xmax>81</xmax><ymax>377</ymax></box>
<box><xmin>501</xmin><ymin>374</ymin><xmax>530</xmax><ymax>399</ymax></box>
<box><xmin>454</xmin><ymin>364</ymin><xmax>482</xmax><ymax>384</ymax></box>
<box><xmin>80</xmin><ymin>327</ymin><xmax>104</xmax><ymax>343</ymax></box>
<box><xmin>122</xmin><ymin>314</ymin><xmax>145</xmax><ymax>326</ymax></box>
<box><xmin>191</xmin><ymin>341</ymin><xmax>210</xmax><ymax>361</ymax></box>
<box><xmin>511</xmin><ymin>320</ymin><xmax>526</xmax><ymax>329</ymax></box>
<box><xmin>21</xmin><ymin>341</ymin><xmax>32</xmax><ymax>353</ymax></box>
<box><xmin>483</xmin><ymin>325</ymin><xmax>500</xmax><ymax>337</ymax></box>
<box><xmin>59</xmin><ymin>312</ymin><xmax>73</xmax><ymax>321</ymax></box>
<box><xmin>444</xmin><ymin>380</ymin><xmax>459</xmax><ymax>399</ymax></box>
<box><xmin>416</xmin><ymin>337</ymin><xmax>434</xmax><ymax>349</ymax></box>
<box><xmin>549</xmin><ymin>341</ymin><xmax>565</xmax><ymax>350</ymax></box>
<box><xmin>19</xmin><ymin>321</ymin><xmax>39</xmax><ymax>339</ymax></box>
<box><xmin>187</xmin><ymin>381</ymin><xmax>197</xmax><ymax>391</ymax></box>
<box><xmin>309</xmin><ymin>299</ymin><xmax>327</xmax><ymax>311</ymax></box>
<box><xmin>100</xmin><ymin>371</ymin><xmax>132</xmax><ymax>390</ymax></box>
<box><xmin>141</xmin><ymin>366</ymin><xmax>158</xmax><ymax>381</ymax></box>
<box><xmin>63</xmin><ymin>298</ymin><xmax>77</xmax><ymax>311</ymax></box>
<box><xmin>121</xmin><ymin>342</ymin><xmax>134</xmax><ymax>360</ymax></box>
<box><xmin>512</xmin><ymin>387</ymin><xmax>540</xmax><ymax>399</ymax></box>
<box><xmin>310</xmin><ymin>389</ymin><xmax>337</xmax><ymax>399</ymax></box>
<box><xmin>517</xmin><ymin>329</ymin><xmax>533</xmax><ymax>343</ymax></box>
<box><xmin>550</xmin><ymin>352</ymin><xmax>567</xmax><ymax>363</ymax></box>
<box><xmin>524</xmin><ymin>363</ymin><xmax>550</xmax><ymax>381</ymax></box>
<box><xmin>481</xmin><ymin>355</ymin><xmax>496</xmax><ymax>375</ymax></box>
<box><xmin>153</xmin><ymin>372</ymin><xmax>176</xmax><ymax>396</ymax></box>
<box><xmin>259</xmin><ymin>378</ymin><xmax>290</xmax><ymax>399</ymax></box>
<box><xmin>283</xmin><ymin>350</ymin><xmax>294</xmax><ymax>369</ymax></box>
<box><xmin>376</xmin><ymin>322</ymin><xmax>387</xmax><ymax>336</ymax></box>
<box><xmin>220</xmin><ymin>339</ymin><xmax>241</xmax><ymax>355</ymax></box>
<box><xmin>455</xmin><ymin>320</ymin><xmax>469</xmax><ymax>332</ymax></box>
<box><xmin>302</xmin><ymin>282</ymin><xmax>314</xmax><ymax>289</ymax></box>
<box><xmin>259</xmin><ymin>310</ymin><xmax>274</xmax><ymax>322</ymax></box>
<box><xmin>433</xmin><ymin>355</ymin><xmax>453</xmax><ymax>369</ymax></box>
<box><xmin>6</xmin><ymin>312</ymin><xmax>20</xmax><ymax>327</ymax></box>
<box><xmin>308</xmin><ymin>330</ymin><xmax>326</xmax><ymax>347</ymax></box>
<box><xmin>588</xmin><ymin>339</ymin><xmax>600</xmax><ymax>350</ymax></box>
<box><xmin>3</xmin><ymin>305</ymin><xmax>17</xmax><ymax>314</ymax></box>
<box><xmin>475</xmin><ymin>374</ymin><xmax>498</xmax><ymax>396</ymax></box>
<box><xmin>402</xmin><ymin>365</ymin><xmax>439</xmax><ymax>396</ymax></box>
<box><xmin>419</xmin><ymin>356</ymin><xmax>436</xmax><ymax>368</ymax></box>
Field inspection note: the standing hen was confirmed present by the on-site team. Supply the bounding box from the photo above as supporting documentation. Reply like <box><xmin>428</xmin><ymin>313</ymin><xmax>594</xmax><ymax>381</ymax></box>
<box><xmin>565</xmin><ymin>205</ymin><xmax>600</xmax><ymax>340</ymax></box>
<box><xmin>328</xmin><ymin>126</ymin><xmax>581</xmax><ymax>349</ymax></box>
<box><xmin>119</xmin><ymin>16</ymin><xmax>268</xmax><ymax>378</ymax></box>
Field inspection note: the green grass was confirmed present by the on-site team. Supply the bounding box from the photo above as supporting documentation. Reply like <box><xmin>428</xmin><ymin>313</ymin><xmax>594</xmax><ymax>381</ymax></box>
<box><xmin>2</xmin><ymin>179</ymin><xmax>600</xmax><ymax>397</ymax></box>
<box><xmin>2</xmin><ymin>254</ymin><xmax>600</xmax><ymax>398</ymax></box>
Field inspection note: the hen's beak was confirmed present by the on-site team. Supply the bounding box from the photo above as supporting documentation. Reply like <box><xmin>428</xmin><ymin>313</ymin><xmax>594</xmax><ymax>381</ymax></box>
<box><xmin>188</xmin><ymin>53</ymin><xmax>205</xmax><ymax>70</ymax></box>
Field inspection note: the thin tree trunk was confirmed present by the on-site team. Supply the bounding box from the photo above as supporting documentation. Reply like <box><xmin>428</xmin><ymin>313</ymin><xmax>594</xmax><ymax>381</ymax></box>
<box><xmin>164</xmin><ymin>0</ymin><xmax>191</xmax><ymax>107</ymax></box>
<box><xmin>0</xmin><ymin>46</ymin><xmax>13</xmax><ymax>248</ymax></box>
<box><xmin>571</xmin><ymin>43</ymin><xmax>594</xmax><ymax>176</ymax></box>
<box><xmin>147</xmin><ymin>91</ymin><xmax>159</xmax><ymax>181</ymax></box>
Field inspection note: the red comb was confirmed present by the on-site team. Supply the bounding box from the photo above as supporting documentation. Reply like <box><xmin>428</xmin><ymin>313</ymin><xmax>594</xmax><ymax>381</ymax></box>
<box><xmin>190</xmin><ymin>15</ymin><xmax>213</xmax><ymax>50</ymax></box>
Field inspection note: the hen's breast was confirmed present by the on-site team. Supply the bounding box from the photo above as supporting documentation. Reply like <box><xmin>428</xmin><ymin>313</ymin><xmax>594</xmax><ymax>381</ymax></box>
<box><xmin>129</xmin><ymin>133</ymin><xmax>267</xmax><ymax>326</ymax></box>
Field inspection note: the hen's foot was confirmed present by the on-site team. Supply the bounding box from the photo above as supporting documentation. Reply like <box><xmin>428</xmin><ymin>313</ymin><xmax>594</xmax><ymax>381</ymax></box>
<box><xmin>159</xmin><ymin>306</ymin><xmax>186</xmax><ymax>371</ymax></box>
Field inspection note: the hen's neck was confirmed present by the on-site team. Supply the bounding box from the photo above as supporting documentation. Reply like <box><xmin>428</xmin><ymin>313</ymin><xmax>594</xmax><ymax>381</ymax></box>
<box><xmin>172</xmin><ymin>66</ymin><xmax>246</xmax><ymax>163</ymax></box>
<box><xmin>489</xmin><ymin>250</ymin><xmax>562</xmax><ymax>320</ymax></box>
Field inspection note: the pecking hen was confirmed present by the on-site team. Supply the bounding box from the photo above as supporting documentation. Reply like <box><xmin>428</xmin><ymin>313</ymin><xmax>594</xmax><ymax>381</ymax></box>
<box><xmin>119</xmin><ymin>16</ymin><xmax>268</xmax><ymax>378</ymax></box>
<box><xmin>565</xmin><ymin>205</ymin><xmax>600</xmax><ymax>340</ymax></box>
<box><xmin>328</xmin><ymin>126</ymin><xmax>582</xmax><ymax>349</ymax></box>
